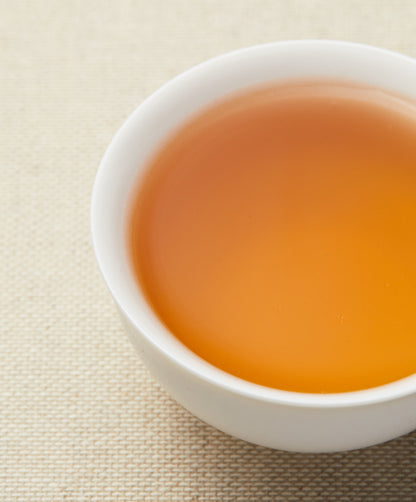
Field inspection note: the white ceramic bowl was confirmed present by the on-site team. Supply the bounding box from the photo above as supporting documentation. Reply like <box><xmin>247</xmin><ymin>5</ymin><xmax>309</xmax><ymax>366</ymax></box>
<box><xmin>91</xmin><ymin>40</ymin><xmax>416</xmax><ymax>452</ymax></box>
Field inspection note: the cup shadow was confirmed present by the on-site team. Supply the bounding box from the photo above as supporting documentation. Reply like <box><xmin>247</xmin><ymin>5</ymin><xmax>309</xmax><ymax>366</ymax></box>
<box><xmin>160</xmin><ymin>397</ymin><xmax>415</xmax><ymax>501</ymax></box>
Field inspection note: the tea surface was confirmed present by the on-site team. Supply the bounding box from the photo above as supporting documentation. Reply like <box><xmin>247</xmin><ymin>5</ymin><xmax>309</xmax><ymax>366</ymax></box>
<box><xmin>128</xmin><ymin>82</ymin><xmax>416</xmax><ymax>393</ymax></box>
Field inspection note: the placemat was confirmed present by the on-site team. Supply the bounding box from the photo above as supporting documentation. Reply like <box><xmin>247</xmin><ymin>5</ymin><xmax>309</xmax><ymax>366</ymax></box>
<box><xmin>1</xmin><ymin>1</ymin><xmax>415</xmax><ymax>500</ymax></box>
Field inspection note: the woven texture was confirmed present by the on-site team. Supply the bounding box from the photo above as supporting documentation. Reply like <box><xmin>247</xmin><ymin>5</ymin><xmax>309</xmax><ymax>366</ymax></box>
<box><xmin>1</xmin><ymin>1</ymin><xmax>415</xmax><ymax>500</ymax></box>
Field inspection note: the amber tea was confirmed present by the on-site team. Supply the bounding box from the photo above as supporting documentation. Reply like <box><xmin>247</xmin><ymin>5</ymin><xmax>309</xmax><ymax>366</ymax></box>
<box><xmin>128</xmin><ymin>81</ymin><xmax>416</xmax><ymax>393</ymax></box>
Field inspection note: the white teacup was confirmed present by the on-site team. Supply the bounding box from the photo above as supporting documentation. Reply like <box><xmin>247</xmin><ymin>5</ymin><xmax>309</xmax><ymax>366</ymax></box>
<box><xmin>91</xmin><ymin>40</ymin><xmax>416</xmax><ymax>452</ymax></box>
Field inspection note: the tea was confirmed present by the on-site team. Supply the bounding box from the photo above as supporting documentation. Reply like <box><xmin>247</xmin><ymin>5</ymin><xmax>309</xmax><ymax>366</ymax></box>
<box><xmin>128</xmin><ymin>81</ymin><xmax>416</xmax><ymax>393</ymax></box>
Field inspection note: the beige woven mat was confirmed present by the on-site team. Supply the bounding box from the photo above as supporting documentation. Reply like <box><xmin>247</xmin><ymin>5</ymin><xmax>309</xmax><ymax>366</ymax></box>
<box><xmin>1</xmin><ymin>1</ymin><xmax>415</xmax><ymax>500</ymax></box>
